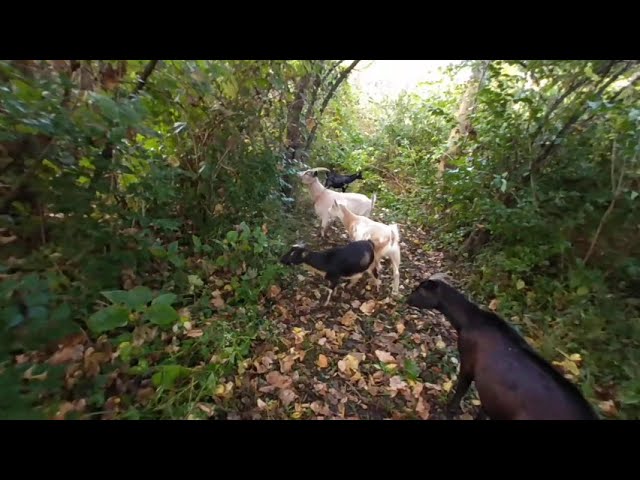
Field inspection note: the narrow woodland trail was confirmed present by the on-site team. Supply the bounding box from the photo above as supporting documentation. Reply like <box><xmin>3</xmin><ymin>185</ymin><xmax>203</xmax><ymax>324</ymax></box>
<box><xmin>225</xmin><ymin>204</ymin><xmax>481</xmax><ymax>420</ymax></box>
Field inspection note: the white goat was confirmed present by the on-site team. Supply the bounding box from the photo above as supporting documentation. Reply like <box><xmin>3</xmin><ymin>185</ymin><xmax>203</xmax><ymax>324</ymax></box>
<box><xmin>328</xmin><ymin>200</ymin><xmax>401</xmax><ymax>295</ymax></box>
<box><xmin>298</xmin><ymin>167</ymin><xmax>376</xmax><ymax>238</ymax></box>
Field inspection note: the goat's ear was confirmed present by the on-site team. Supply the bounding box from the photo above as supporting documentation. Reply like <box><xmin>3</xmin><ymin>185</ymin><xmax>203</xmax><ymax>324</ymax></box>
<box><xmin>333</xmin><ymin>200</ymin><xmax>339</xmax><ymax>207</ymax></box>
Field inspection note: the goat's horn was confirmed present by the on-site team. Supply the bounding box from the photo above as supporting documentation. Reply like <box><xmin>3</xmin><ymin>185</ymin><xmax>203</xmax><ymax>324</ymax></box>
<box><xmin>302</xmin><ymin>167</ymin><xmax>330</xmax><ymax>173</ymax></box>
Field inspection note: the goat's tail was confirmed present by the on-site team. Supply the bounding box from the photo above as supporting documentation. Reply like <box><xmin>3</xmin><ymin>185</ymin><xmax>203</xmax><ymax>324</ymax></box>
<box><xmin>370</xmin><ymin>193</ymin><xmax>377</xmax><ymax>215</ymax></box>
<box><xmin>389</xmin><ymin>223</ymin><xmax>400</xmax><ymax>247</ymax></box>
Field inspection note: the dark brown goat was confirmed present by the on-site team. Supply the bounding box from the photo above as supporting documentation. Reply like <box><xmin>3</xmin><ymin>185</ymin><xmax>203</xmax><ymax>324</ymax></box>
<box><xmin>406</xmin><ymin>275</ymin><xmax>599</xmax><ymax>420</ymax></box>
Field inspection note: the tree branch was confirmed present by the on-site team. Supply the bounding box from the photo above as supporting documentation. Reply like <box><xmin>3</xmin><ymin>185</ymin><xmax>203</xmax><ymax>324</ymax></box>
<box><xmin>305</xmin><ymin>60</ymin><xmax>360</xmax><ymax>150</ymax></box>
<box><xmin>132</xmin><ymin>60</ymin><xmax>159</xmax><ymax>95</ymax></box>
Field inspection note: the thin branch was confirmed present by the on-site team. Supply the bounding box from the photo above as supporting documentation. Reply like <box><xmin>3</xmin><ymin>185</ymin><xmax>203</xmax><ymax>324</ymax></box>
<box><xmin>583</xmin><ymin>140</ymin><xmax>628</xmax><ymax>265</ymax></box>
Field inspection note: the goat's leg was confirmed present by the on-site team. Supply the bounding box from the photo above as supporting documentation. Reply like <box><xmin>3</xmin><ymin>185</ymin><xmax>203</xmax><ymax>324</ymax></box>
<box><xmin>323</xmin><ymin>275</ymin><xmax>340</xmax><ymax>306</ymax></box>
<box><xmin>319</xmin><ymin>216</ymin><xmax>330</xmax><ymax>238</ymax></box>
<box><xmin>389</xmin><ymin>248</ymin><xmax>401</xmax><ymax>296</ymax></box>
<box><xmin>446</xmin><ymin>371</ymin><xmax>472</xmax><ymax>418</ymax></box>
<box><xmin>341</xmin><ymin>185</ymin><xmax>347</xmax><ymax>192</ymax></box>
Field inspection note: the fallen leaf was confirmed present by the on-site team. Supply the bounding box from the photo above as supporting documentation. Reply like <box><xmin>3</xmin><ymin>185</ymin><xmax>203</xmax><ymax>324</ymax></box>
<box><xmin>292</xmin><ymin>327</ymin><xmax>307</xmax><ymax>344</ymax></box>
<box><xmin>471</xmin><ymin>399</ymin><xmax>481</xmax><ymax>406</ymax></box>
<box><xmin>197</xmin><ymin>403</ymin><xmax>214</xmax><ymax>416</ymax></box>
<box><xmin>388</xmin><ymin>375</ymin><xmax>408</xmax><ymax>397</ymax></box>
<box><xmin>47</xmin><ymin>344</ymin><xmax>85</xmax><ymax>365</ymax></box>
<box><xmin>412</xmin><ymin>382</ymin><xmax>424</xmax><ymax>398</ymax></box>
<box><xmin>0</xmin><ymin>235</ymin><xmax>17</xmax><ymax>245</ymax></box>
<box><xmin>257</xmin><ymin>399</ymin><xmax>268</xmax><ymax>410</ymax></box>
<box><xmin>290</xmin><ymin>411</ymin><xmax>302</xmax><ymax>419</ymax></box>
<box><xmin>338</xmin><ymin>353</ymin><xmax>363</xmax><ymax>375</ymax></box>
<box><xmin>136</xmin><ymin>387</ymin><xmax>155</xmax><ymax>405</ymax></box>
<box><xmin>317</xmin><ymin>354</ymin><xmax>329</xmax><ymax>369</ymax></box>
<box><xmin>443</xmin><ymin>379</ymin><xmax>453</xmax><ymax>392</ymax></box>
<box><xmin>268</xmin><ymin>284</ymin><xmax>281</xmax><ymax>299</ymax></box>
<box><xmin>569</xmin><ymin>353</ymin><xmax>582</xmax><ymax>363</ymax></box>
<box><xmin>359</xmin><ymin>300</ymin><xmax>376</xmax><ymax>315</ymax></box>
<box><xmin>310</xmin><ymin>401</ymin><xmax>331</xmax><ymax>416</ymax></box>
<box><xmin>598</xmin><ymin>400</ymin><xmax>617</xmax><ymax>416</ymax></box>
<box><xmin>435</xmin><ymin>339</ymin><xmax>446</xmax><ymax>350</ymax></box>
<box><xmin>459</xmin><ymin>413</ymin><xmax>474</xmax><ymax>420</ymax></box>
<box><xmin>211</xmin><ymin>295</ymin><xmax>225</xmax><ymax>309</ymax></box>
<box><xmin>489</xmin><ymin>298</ymin><xmax>500</xmax><ymax>311</ymax></box>
<box><xmin>416</xmin><ymin>397</ymin><xmax>430</xmax><ymax>419</ymax></box>
<box><xmin>553</xmin><ymin>359</ymin><xmax>580</xmax><ymax>377</ymax></box>
<box><xmin>279</xmin><ymin>388</ymin><xmax>297</xmax><ymax>406</ymax></box>
<box><xmin>340</xmin><ymin>310</ymin><xmax>358</xmax><ymax>327</ymax></box>
<box><xmin>351</xmin><ymin>300</ymin><xmax>361</xmax><ymax>309</ymax></box>
<box><xmin>280</xmin><ymin>354</ymin><xmax>297</xmax><ymax>373</ymax></box>
<box><xmin>186</xmin><ymin>329</ymin><xmax>204</xmax><ymax>338</ymax></box>
<box><xmin>375</xmin><ymin>350</ymin><xmax>396</xmax><ymax>363</ymax></box>
<box><xmin>15</xmin><ymin>354</ymin><xmax>30</xmax><ymax>364</ymax></box>
<box><xmin>23</xmin><ymin>365</ymin><xmax>47</xmax><ymax>381</ymax></box>
<box><xmin>266</xmin><ymin>371</ymin><xmax>292</xmax><ymax>390</ymax></box>
<box><xmin>53</xmin><ymin>402</ymin><xmax>78</xmax><ymax>420</ymax></box>
<box><xmin>396</xmin><ymin>323</ymin><xmax>405</xmax><ymax>334</ymax></box>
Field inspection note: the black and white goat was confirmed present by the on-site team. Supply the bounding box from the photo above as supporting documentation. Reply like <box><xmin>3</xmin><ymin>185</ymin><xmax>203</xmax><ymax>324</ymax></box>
<box><xmin>280</xmin><ymin>240</ymin><xmax>378</xmax><ymax>306</ymax></box>
<box><xmin>324</xmin><ymin>170</ymin><xmax>363</xmax><ymax>192</ymax></box>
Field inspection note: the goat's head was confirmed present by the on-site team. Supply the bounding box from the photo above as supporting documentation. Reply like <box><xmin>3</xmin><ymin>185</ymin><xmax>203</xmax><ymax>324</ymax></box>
<box><xmin>280</xmin><ymin>242</ymin><xmax>309</xmax><ymax>266</ymax></box>
<box><xmin>356</xmin><ymin>171</ymin><xmax>364</xmax><ymax>179</ymax></box>
<box><xmin>328</xmin><ymin>200</ymin><xmax>347</xmax><ymax>219</ymax></box>
<box><xmin>298</xmin><ymin>167</ymin><xmax>329</xmax><ymax>185</ymax></box>
<box><xmin>406</xmin><ymin>273</ymin><xmax>454</xmax><ymax>309</ymax></box>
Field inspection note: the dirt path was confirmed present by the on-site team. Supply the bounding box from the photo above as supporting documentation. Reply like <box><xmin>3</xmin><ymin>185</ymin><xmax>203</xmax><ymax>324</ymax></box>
<box><xmin>225</xmin><ymin>206</ymin><xmax>481</xmax><ymax>420</ymax></box>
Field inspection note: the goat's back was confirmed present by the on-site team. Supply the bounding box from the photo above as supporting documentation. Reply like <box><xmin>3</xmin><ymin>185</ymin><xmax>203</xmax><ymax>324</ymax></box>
<box><xmin>468</xmin><ymin>325</ymin><xmax>598</xmax><ymax>420</ymax></box>
<box><xmin>325</xmin><ymin>191</ymin><xmax>373</xmax><ymax>217</ymax></box>
<box><xmin>319</xmin><ymin>240</ymin><xmax>375</xmax><ymax>276</ymax></box>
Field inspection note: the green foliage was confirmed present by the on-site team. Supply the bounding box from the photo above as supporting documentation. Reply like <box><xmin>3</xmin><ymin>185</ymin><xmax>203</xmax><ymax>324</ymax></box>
<box><xmin>0</xmin><ymin>60</ymin><xmax>306</xmax><ymax>419</ymax></box>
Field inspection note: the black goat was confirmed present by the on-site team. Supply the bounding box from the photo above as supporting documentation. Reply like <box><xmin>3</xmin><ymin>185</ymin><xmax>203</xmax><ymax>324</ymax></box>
<box><xmin>324</xmin><ymin>170</ymin><xmax>363</xmax><ymax>192</ymax></box>
<box><xmin>406</xmin><ymin>275</ymin><xmax>599</xmax><ymax>420</ymax></box>
<box><xmin>280</xmin><ymin>240</ymin><xmax>377</xmax><ymax>305</ymax></box>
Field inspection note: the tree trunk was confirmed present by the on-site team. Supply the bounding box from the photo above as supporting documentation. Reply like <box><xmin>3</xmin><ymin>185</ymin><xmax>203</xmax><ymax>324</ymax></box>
<box><xmin>285</xmin><ymin>74</ymin><xmax>313</xmax><ymax>162</ymax></box>
<box><xmin>437</xmin><ymin>60</ymin><xmax>489</xmax><ymax>180</ymax></box>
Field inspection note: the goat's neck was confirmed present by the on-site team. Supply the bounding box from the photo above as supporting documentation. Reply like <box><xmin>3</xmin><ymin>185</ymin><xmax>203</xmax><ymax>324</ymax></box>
<box><xmin>307</xmin><ymin>178</ymin><xmax>326</xmax><ymax>201</ymax></box>
<box><xmin>341</xmin><ymin>208</ymin><xmax>358</xmax><ymax>230</ymax></box>
<box><xmin>436</xmin><ymin>287</ymin><xmax>478</xmax><ymax>332</ymax></box>
<box><xmin>302</xmin><ymin>252</ymin><xmax>327</xmax><ymax>272</ymax></box>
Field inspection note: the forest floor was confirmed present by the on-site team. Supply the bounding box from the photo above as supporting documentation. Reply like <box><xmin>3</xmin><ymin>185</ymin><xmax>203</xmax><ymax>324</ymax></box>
<box><xmin>16</xmin><ymin>199</ymin><xmax>484</xmax><ymax>420</ymax></box>
<box><xmin>220</xmin><ymin>205</ymin><xmax>481</xmax><ymax>420</ymax></box>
